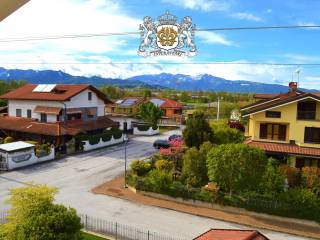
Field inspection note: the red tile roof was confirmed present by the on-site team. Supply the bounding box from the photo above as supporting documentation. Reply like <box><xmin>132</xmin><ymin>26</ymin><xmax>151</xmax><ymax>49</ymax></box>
<box><xmin>245</xmin><ymin>139</ymin><xmax>320</xmax><ymax>157</ymax></box>
<box><xmin>0</xmin><ymin>84</ymin><xmax>113</xmax><ymax>104</ymax></box>
<box><xmin>0</xmin><ymin>116</ymin><xmax>117</xmax><ymax>137</ymax></box>
<box><xmin>158</xmin><ymin>98</ymin><xmax>183</xmax><ymax>108</ymax></box>
<box><xmin>194</xmin><ymin>229</ymin><xmax>269</xmax><ymax>240</ymax></box>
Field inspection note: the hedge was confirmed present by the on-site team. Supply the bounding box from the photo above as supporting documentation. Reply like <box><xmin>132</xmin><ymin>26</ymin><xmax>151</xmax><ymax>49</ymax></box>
<box><xmin>136</xmin><ymin>124</ymin><xmax>151</xmax><ymax>132</ymax></box>
<box><xmin>77</xmin><ymin>128</ymin><xmax>123</xmax><ymax>145</ymax></box>
<box><xmin>128</xmin><ymin>175</ymin><xmax>320</xmax><ymax>223</ymax></box>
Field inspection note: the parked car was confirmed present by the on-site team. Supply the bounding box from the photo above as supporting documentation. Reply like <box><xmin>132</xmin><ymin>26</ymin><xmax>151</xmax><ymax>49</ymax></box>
<box><xmin>168</xmin><ymin>134</ymin><xmax>182</xmax><ymax>141</ymax></box>
<box><xmin>153</xmin><ymin>139</ymin><xmax>170</xmax><ymax>149</ymax></box>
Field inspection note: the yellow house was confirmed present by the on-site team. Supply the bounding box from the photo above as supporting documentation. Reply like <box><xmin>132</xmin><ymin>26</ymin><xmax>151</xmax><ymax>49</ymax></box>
<box><xmin>241</xmin><ymin>83</ymin><xmax>320</xmax><ymax>169</ymax></box>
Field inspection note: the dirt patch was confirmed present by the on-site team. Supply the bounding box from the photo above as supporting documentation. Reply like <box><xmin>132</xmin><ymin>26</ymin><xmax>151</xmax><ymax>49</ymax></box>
<box><xmin>92</xmin><ymin>175</ymin><xmax>320</xmax><ymax>239</ymax></box>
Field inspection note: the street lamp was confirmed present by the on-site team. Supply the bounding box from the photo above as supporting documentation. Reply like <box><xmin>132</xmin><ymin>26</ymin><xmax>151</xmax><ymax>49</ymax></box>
<box><xmin>124</xmin><ymin>133</ymin><xmax>129</xmax><ymax>188</ymax></box>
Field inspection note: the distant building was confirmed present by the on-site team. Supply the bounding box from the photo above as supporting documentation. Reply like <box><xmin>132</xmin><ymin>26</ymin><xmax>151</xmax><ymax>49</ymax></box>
<box><xmin>193</xmin><ymin>229</ymin><xmax>269</xmax><ymax>240</ymax></box>
<box><xmin>241</xmin><ymin>82</ymin><xmax>320</xmax><ymax>168</ymax></box>
<box><xmin>0</xmin><ymin>84</ymin><xmax>117</xmax><ymax>152</ymax></box>
<box><xmin>106</xmin><ymin>97</ymin><xmax>184</xmax><ymax>127</ymax></box>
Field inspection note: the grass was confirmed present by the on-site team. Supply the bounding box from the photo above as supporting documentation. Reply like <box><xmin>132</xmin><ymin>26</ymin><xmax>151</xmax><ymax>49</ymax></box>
<box><xmin>82</xmin><ymin>232</ymin><xmax>108</xmax><ymax>240</ymax></box>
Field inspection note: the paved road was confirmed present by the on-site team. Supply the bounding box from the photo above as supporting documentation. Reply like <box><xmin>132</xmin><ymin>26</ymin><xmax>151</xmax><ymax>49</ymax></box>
<box><xmin>0</xmin><ymin>130</ymin><xmax>313</xmax><ymax>240</ymax></box>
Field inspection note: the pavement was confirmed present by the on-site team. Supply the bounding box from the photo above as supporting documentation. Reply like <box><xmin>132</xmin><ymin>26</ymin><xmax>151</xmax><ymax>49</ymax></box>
<box><xmin>0</xmin><ymin>130</ymin><xmax>316</xmax><ymax>240</ymax></box>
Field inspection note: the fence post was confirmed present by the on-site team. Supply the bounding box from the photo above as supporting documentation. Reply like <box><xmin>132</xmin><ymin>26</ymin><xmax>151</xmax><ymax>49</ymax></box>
<box><xmin>115</xmin><ymin>222</ymin><xmax>118</xmax><ymax>240</ymax></box>
<box><xmin>148</xmin><ymin>230</ymin><xmax>150</xmax><ymax>240</ymax></box>
<box><xmin>85</xmin><ymin>215</ymin><xmax>88</xmax><ymax>229</ymax></box>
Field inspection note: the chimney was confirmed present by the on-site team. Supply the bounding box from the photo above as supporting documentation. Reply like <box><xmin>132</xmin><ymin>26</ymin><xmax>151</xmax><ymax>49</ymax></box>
<box><xmin>289</xmin><ymin>82</ymin><xmax>298</xmax><ymax>92</ymax></box>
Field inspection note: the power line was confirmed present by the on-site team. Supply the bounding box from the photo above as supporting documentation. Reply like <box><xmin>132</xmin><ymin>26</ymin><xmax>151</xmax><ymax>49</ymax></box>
<box><xmin>0</xmin><ymin>25</ymin><xmax>319</xmax><ymax>43</ymax></box>
<box><xmin>1</xmin><ymin>62</ymin><xmax>320</xmax><ymax>66</ymax></box>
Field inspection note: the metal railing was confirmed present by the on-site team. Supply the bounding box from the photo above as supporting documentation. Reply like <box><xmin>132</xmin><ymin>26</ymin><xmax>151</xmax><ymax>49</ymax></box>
<box><xmin>80</xmin><ymin>214</ymin><xmax>187</xmax><ymax>240</ymax></box>
<box><xmin>0</xmin><ymin>211</ymin><xmax>188</xmax><ymax>240</ymax></box>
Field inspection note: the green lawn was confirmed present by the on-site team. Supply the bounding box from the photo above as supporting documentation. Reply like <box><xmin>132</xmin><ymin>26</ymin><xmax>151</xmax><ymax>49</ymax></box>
<box><xmin>82</xmin><ymin>232</ymin><xmax>108</xmax><ymax>240</ymax></box>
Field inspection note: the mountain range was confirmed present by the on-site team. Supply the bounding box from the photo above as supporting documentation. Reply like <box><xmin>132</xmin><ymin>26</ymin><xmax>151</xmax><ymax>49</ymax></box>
<box><xmin>0</xmin><ymin>67</ymin><xmax>315</xmax><ymax>93</ymax></box>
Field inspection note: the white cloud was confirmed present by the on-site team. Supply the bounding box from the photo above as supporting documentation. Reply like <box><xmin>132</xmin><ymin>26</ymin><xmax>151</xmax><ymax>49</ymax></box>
<box><xmin>231</xmin><ymin>12</ymin><xmax>262</xmax><ymax>22</ymax></box>
<box><xmin>279</xmin><ymin>53</ymin><xmax>320</xmax><ymax>63</ymax></box>
<box><xmin>197</xmin><ymin>31</ymin><xmax>234</xmax><ymax>46</ymax></box>
<box><xmin>161</xmin><ymin>0</ymin><xmax>230</xmax><ymax>12</ymax></box>
<box><xmin>297</xmin><ymin>21</ymin><xmax>319</xmax><ymax>30</ymax></box>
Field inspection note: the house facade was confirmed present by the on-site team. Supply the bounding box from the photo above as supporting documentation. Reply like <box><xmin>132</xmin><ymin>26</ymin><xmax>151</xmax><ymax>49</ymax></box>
<box><xmin>241</xmin><ymin>82</ymin><xmax>320</xmax><ymax>168</ymax></box>
<box><xmin>0</xmin><ymin>84</ymin><xmax>117</xmax><ymax>152</ymax></box>
<box><xmin>106</xmin><ymin>97</ymin><xmax>184</xmax><ymax>126</ymax></box>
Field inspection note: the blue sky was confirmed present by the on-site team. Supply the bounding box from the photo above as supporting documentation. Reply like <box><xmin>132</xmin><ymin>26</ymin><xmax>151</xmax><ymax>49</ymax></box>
<box><xmin>1</xmin><ymin>0</ymin><xmax>320</xmax><ymax>88</ymax></box>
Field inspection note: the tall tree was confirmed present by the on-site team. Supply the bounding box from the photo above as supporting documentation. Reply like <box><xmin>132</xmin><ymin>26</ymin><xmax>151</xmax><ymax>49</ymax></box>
<box><xmin>183</xmin><ymin>111</ymin><xmax>214</xmax><ymax>149</ymax></box>
<box><xmin>207</xmin><ymin>144</ymin><xmax>267</xmax><ymax>196</ymax></box>
<box><xmin>0</xmin><ymin>185</ymin><xmax>82</xmax><ymax>240</ymax></box>
<box><xmin>139</xmin><ymin>102</ymin><xmax>163</xmax><ymax>127</ymax></box>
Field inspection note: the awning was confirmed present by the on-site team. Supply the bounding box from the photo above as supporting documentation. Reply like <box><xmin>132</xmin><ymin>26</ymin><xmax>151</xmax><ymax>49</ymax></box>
<box><xmin>66</xmin><ymin>108</ymin><xmax>82</xmax><ymax>114</ymax></box>
<box><xmin>34</xmin><ymin>106</ymin><xmax>62</xmax><ymax>115</ymax></box>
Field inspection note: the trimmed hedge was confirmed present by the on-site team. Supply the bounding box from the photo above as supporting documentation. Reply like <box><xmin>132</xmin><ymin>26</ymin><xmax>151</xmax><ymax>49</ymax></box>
<box><xmin>77</xmin><ymin>128</ymin><xmax>123</xmax><ymax>145</ymax></box>
<box><xmin>137</xmin><ymin>124</ymin><xmax>151</xmax><ymax>132</ymax></box>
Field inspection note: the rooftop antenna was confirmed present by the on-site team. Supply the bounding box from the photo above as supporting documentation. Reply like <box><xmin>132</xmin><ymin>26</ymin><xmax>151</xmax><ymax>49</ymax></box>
<box><xmin>295</xmin><ymin>66</ymin><xmax>301</xmax><ymax>86</ymax></box>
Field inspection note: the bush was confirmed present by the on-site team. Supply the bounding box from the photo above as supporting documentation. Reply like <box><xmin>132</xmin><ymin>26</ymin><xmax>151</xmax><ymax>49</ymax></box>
<box><xmin>148</xmin><ymin>169</ymin><xmax>173</xmax><ymax>193</ymax></box>
<box><xmin>155</xmin><ymin>160</ymin><xmax>174</xmax><ymax>172</ymax></box>
<box><xmin>211</xmin><ymin>121</ymin><xmax>245</xmax><ymax>144</ymax></box>
<box><xmin>301</xmin><ymin>167</ymin><xmax>320</xmax><ymax>191</ymax></box>
<box><xmin>137</xmin><ymin>124</ymin><xmax>151</xmax><ymax>132</ymax></box>
<box><xmin>152</xmin><ymin>125</ymin><xmax>158</xmax><ymax>130</ymax></box>
<box><xmin>101</xmin><ymin>131</ymin><xmax>112</xmax><ymax>142</ymax></box>
<box><xmin>130</xmin><ymin>160</ymin><xmax>152</xmax><ymax>176</ymax></box>
<box><xmin>112</xmin><ymin>127</ymin><xmax>123</xmax><ymax>139</ymax></box>
<box><xmin>4</xmin><ymin>136</ymin><xmax>14</xmax><ymax>144</ymax></box>
<box><xmin>207</xmin><ymin>144</ymin><xmax>267</xmax><ymax>195</ymax></box>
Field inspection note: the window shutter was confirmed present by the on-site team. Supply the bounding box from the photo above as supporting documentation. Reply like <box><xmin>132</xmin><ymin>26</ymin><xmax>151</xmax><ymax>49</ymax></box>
<box><xmin>304</xmin><ymin>127</ymin><xmax>313</xmax><ymax>142</ymax></box>
<box><xmin>260</xmin><ymin>124</ymin><xmax>267</xmax><ymax>139</ymax></box>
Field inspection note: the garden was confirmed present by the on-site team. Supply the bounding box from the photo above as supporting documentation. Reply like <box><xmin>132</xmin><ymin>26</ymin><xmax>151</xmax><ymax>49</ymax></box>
<box><xmin>127</xmin><ymin>111</ymin><xmax>320</xmax><ymax>223</ymax></box>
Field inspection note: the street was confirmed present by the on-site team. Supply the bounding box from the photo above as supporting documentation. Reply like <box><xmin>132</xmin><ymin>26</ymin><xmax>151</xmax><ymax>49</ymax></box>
<box><xmin>0</xmin><ymin>131</ymin><xmax>313</xmax><ymax>240</ymax></box>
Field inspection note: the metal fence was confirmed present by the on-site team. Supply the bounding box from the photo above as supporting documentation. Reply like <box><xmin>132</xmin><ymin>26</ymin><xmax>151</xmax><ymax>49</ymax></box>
<box><xmin>0</xmin><ymin>211</ymin><xmax>188</xmax><ymax>240</ymax></box>
<box><xmin>79</xmin><ymin>214</ymin><xmax>188</xmax><ymax>240</ymax></box>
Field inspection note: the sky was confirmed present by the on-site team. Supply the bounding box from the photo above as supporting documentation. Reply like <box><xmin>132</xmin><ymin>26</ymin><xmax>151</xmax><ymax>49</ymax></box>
<box><xmin>1</xmin><ymin>0</ymin><xmax>320</xmax><ymax>88</ymax></box>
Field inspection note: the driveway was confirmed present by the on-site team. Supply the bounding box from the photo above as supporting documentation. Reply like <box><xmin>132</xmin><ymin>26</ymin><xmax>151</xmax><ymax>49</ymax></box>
<box><xmin>0</xmin><ymin>130</ymin><xmax>313</xmax><ymax>240</ymax></box>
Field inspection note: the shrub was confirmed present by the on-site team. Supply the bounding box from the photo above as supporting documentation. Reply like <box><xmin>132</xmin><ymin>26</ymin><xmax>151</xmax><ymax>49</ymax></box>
<box><xmin>112</xmin><ymin>127</ymin><xmax>123</xmax><ymax>139</ymax></box>
<box><xmin>155</xmin><ymin>160</ymin><xmax>174</xmax><ymax>172</ymax></box>
<box><xmin>4</xmin><ymin>136</ymin><xmax>14</xmax><ymax>144</ymax></box>
<box><xmin>301</xmin><ymin>167</ymin><xmax>320</xmax><ymax>192</ymax></box>
<box><xmin>0</xmin><ymin>137</ymin><xmax>3</xmax><ymax>144</ymax></box>
<box><xmin>280</xmin><ymin>165</ymin><xmax>301</xmax><ymax>187</ymax></box>
<box><xmin>101</xmin><ymin>131</ymin><xmax>112</xmax><ymax>142</ymax></box>
<box><xmin>152</xmin><ymin>125</ymin><xmax>158</xmax><ymax>130</ymax></box>
<box><xmin>211</xmin><ymin>121</ymin><xmax>245</xmax><ymax>144</ymax></box>
<box><xmin>130</xmin><ymin>160</ymin><xmax>152</xmax><ymax>176</ymax></box>
<box><xmin>88</xmin><ymin>134</ymin><xmax>100</xmax><ymax>145</ymax></box>
<box><xmin>207</xmin><ymin>144</ymin><xmax>267</xmax><ymax>196</ymax></box>
<box><xmin>137</xmin><ymin>124</ymin><xmax>151</xmax><ymax>132</ymax></box>
<box><xmin>148</xmin><ymin>169</ymin><xmax>173</xmax><ymax>193</ymax></box>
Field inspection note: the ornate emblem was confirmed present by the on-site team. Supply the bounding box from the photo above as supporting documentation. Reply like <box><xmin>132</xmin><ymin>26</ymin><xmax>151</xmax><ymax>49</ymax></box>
<box><xmin>138</xmin><ymin>11</ymin><xmax>197</xmax><ymax>57</ymax></box>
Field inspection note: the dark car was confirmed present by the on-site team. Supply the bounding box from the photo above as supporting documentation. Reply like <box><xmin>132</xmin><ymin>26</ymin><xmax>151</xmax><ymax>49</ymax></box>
<box><xmin>168</xmin><ymin>134</ymin><xmax>182</xmax><ymax>141</ymax></box>
<box><xmin>153</xmin><ymin>139</ymin><xmax>171</xmax><ymax>149</ymax></box>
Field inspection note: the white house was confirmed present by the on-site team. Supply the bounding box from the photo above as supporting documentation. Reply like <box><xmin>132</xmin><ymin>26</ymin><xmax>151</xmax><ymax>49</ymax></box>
<box><xmin>0</xmin><ymin>84</ymin><xmax>118</xmax><ymax>152</ymax></box>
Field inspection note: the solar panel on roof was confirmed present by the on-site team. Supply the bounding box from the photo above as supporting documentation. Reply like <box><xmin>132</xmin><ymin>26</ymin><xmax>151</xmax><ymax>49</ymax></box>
<box><xmin>32</xmin><ymin>84</ymin><xmax>56</xmax><ymax>92</ymax></box>
<box><xmin>150</xmin><ymin>98</ymin><xmax>165</xmax><ymax>106</ymax></box>
<box><xmin>120</xmin><ymin>98</ymin><xmax>137</xmax><ymax>107</ymax></box>
<box><xmin>42</xmin><ymin>84</ymin><xmax>56</xmax><ymax>92</ymax></box>
<box><xmin>32</xmin><ymin>84</ymin><xmax>47</xmax><ymax>92</ymax></box>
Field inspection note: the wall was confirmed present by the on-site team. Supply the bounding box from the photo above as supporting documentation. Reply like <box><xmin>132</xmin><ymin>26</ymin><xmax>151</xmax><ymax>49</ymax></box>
<box><xmin>66</xmin><ymin>89</ymin><xmax>105</xmax><ymax>117</ymax></box>
<box><xmin>3</xmin><ymin>146</ymin><xmax>55</xmax><ymax>170</ymax></box>
<box><xmin>82</xmin><ymin>135</ymin><xmax>124</xmax><ymax>152</ymax></box>
<box><xmin>107</xmin><ymin>117</ymin><xmax>138</xmax><ymax>130</ymax></box>
<box><xmin>248</xmin><ymin>100</ymin><xmax>320</xmax><ymax>148</ymax></box>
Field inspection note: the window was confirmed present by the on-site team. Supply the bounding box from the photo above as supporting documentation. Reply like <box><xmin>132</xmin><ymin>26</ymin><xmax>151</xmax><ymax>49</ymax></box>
<box><xmin>260</xmin><ymin>123</ymin><xmax>286</xmax><ymax>141</ymax></box>
<box><xmin>266</xmin><ymin>111</ymin><xmax>281</xmax><ymax>118</ymax></box>
<box><xmin>16</xmin><ymin>109</ymin><xmax>22</xmax><ymax>117</ymax></box>
<box><xmin>27</xmin><ymin>109</ymin><xmax>32</xmax><ymax>118</ymax></box>
<box><xmin>304</xmin><ymin>127</ymin><xmax>320</xmax><ymax>143</ymax></box>
<box><xmin>297</xmin><ymin>101</ymin><xmax>316</xmax><ymax>120</ymax></box>
<box><xmin>88</xmin><ymin>92</ymin><xmax>92</xmax><ymax>101</ymax></box>
<box><xmin>40</xmin><ymin>113</ymin><xmax>47</xmax><ymax>122</ymax></box>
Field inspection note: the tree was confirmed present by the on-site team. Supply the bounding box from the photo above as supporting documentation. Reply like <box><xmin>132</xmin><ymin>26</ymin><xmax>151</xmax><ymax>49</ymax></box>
<box><xmin>260</xmin><ymin>158</ymin><xmax>286</xmax><ymax>196</ymax></box>
<box><xmin>207</xmin><ymin>144</ymin><xmax>267</xmax><ymax>196</ymax></box>
<box><xmin>181</xmin><ymin>142</ymin><xmax>213</xmax><ymax>187</ymax></box>
<box><xmin>143</xmin><ymin>89</ymin><xmax>152</xmax><ymax>98</ymax></box>
<box><xmin>139</xmin><ymin>102</ymin><xmax>163</xmax><ymax>127</ymax></box>
<box><xmin>179</xmin><ymin>91</ymin><xmax>190</xmax><ymax>102</ymax></box>
<box><xmin>211</xmin><ymin>121</ymin><xmax>245</xmax><ymax>145</ymax></box>
<box><xmin>183</xmin><ymin>111</ymin><xmax>214</xmax><ymax>149</ymax></box>
<box><xmin>0</xmin><ymin>185</ymin><xmax>82</xmax><ymax>240</ymax></box>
